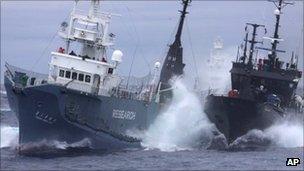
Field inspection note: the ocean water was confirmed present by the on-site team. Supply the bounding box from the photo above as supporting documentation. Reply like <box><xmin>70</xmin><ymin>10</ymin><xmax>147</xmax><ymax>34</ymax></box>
<box><xmin>1</xmin><ymin>84</ymin><xmax>303</xmax><ymax>170</ymax></box>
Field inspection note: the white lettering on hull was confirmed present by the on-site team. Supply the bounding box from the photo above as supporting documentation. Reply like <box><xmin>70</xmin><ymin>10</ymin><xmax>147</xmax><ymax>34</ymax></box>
<box><xmin>112</xmin><ymin>109</ymin><xmax>136</xmax><ymax>120</ymax></box>
<box><xmin>35</xmin><ymin>111</ymin><xmax>57</xmax><ymax>124</ymax></box>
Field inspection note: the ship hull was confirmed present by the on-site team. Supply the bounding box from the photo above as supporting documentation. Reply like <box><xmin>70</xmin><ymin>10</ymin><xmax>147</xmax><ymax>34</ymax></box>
<box><xmin>204</xmin><ymin>95</ymin><xmax>283</xmax><ymax>143</ymax></box>
<box><xmin>4</xmin><ymin>76</ymin><xmax>159</xmax><ymax>151</ymax></box>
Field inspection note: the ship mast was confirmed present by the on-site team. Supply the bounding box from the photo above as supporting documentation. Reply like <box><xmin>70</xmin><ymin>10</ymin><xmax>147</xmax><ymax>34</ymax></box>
<box><xmin>89</xmin><ymin>0</ymin><xmax>100</xmax><ymax>18</ymax></box>
<box><xmin>241</xmin><ymin>29</ymin><xmax>249</xmax><ymax>64</ymax></box>
<box><xmin>174</xmin><ymin>0</ymin><xmax>189</xmax><ymax>47</ymax></box>
<box><xmin>247</xmin><ymin>23</ymin><xmax>264</xmax><ymax>67</ymax></box>
<box><xmin>158</xmin><ymin>0</ymin><xmax>191</xmax><ymax>103</ymax></box>
<box><xmin>267</xmin><ymin>0</ymin><xmax>293</xmax><ymax>69</ymax></box>
<box><xmin>159</xmin><ymin>0</ymin><xmax>190</xmax><ymax>83</ymax></box>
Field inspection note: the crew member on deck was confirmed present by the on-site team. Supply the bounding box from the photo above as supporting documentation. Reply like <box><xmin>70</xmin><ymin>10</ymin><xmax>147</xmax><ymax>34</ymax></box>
<box><xmin>102</xmin><ymin>57</ymin><xmax>107</xmax><ymax>63</ymax></box>
<box><xmin>82</xmin><ymin>55</ymin><xmax>90</xmax><ymax>60</ymax></box>
<box><xmin>58</xmin><ymin>47</ymin><xmax>65</xmax><ymax>53</ymax></box>
<box><xmin>69</xmin><ymin>50</ymin><xmax>76</xmax><ymax>56</ymax></box>
<box><xmin>258</xmin><ymin>59</ymin><xmax>263</xmax><ymax>70</ymax></box>
<box><xmin>255</xmin><ymin>85</ymin><xmax>267</xmax><ymax>102</ymax></box>
<box><xmin>228</xmin><ymin>89</ymin><xmax>239</xmax><ymax>98</ymax></box>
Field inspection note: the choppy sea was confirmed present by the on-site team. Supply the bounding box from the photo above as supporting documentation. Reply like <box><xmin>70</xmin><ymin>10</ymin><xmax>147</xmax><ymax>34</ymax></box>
<box><xmin>1</xmin><ymin>84</ymin><xmax>303</xmax><ymax>170</ymax></box>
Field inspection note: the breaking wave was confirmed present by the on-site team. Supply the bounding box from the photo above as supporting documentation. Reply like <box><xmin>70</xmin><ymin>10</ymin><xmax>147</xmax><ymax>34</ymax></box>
<box><xmin>0</xmin><ymin>108</ymin><xmax>11</xmax><ymax>112</ymax></box>
<box><xmin>1</xmin><ymin>125</ymin><xmax>93</xmax><ymax>157</ymax></box>
<box><xmin>208</xmin><ymin>116</ymin><xmax>304</xmax><ymax>151</ymax></box>
<box><xmin>20</xmin><ymin>138</ymin><xmax>92</xmax><ymax>151</ymax></box>
<box><xmin>139</xmin><ymin>79</ymin><xmax>215</xmax><ymax>151</ymax></box>
<box><xmin>264</xmin><ymin>118</ymin><xmax>303</xmax><ymax>148</ymax></box>
<box><xmin>0</xmin><ymin>90</ymin><xmax>7</xmax><ymax>95</ymax></box>
<box><xmin>236</xmin><ymin>117</ymin><xmax>303</xmax><ymax>149</ymax></box>
<box><xmin>1</xmin><ymin>125</ymin><xmax>19</xmax><ymax>148</ymax></box>
<box><xmin>19</xmin><ymin>138</ymin><xmax>92</xmax><ymax>157</ymax></box>
<box><xmin>228</xmin><ymin>130</ymin><xmax>271</xmax><ymax>151</ymax></box>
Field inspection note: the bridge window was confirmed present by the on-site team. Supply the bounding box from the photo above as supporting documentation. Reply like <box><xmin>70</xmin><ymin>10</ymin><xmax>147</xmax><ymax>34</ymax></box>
<box><xmin>85</xmin><ymin>75</ymin><xmax>91</xmax><ymax>83</ymax></box>
<box><xmin>78</xmin><ymin>73</ymin><xmax>84</xmax><ymax>81</ymax></box>
<box><xmin>108</xmin><ymin>68</ymin><xmax>113</xmax><ymax>74</ymax></box>
<box><xmin>72</xmin><ymin>72</ymin><xmax>77</xmax><ymax>79</ymax></box>
<box><xmin>59</xmin><ymin>69</ymin><xmax>65</xmax><ymax>77</ymax></box>
<box><xmin>65</xmin><ymin>71</ymin><xmax>71</xmax><ymax>78</ymax></box>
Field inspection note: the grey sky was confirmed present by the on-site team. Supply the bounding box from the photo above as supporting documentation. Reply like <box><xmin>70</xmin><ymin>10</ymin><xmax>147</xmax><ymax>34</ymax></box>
<box><xmin>1</xmin><ymin>1</ymin><xmax>303</xmax><ymax>87</ymax></box>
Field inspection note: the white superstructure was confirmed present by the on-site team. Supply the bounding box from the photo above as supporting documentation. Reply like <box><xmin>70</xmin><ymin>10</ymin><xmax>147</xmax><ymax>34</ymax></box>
<box><xmin>48</xmin><ymin>0</ymin><xmax>123</xmax><ymax>96</ymax></box>
<box><xmin>206</xmin><ymin>37</ymin><xmax>230</xmax><ymax>94</ymax></box>
<box><xmin>207</xmin><ymin>37</ymin><xmax>224</xmax><ymax>69</ymax></box>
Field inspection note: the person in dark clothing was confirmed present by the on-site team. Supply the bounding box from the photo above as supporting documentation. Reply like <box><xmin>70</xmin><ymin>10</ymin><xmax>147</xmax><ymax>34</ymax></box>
<box><xmin>255</xmin><ymin>85</ymin><xmax>267</xmax><ymax>102</ymax></box>
<box><xmin>81</xmin><ymin>55</ymin><xmax>90</xmax><ymax>60</ymax></box>
<box><xmin>102</xmin><ymin>57</ymin><xmax>107</xmax><ymax>63</ymax></box>
<box><xmin>69</xmin><ymin>51</ymin><xmax>76</xmax><ymax>56</ymax></box>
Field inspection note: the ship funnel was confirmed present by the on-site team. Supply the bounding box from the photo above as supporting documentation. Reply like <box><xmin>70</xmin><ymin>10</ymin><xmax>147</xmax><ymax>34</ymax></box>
<box><xmin>111</xmin><ymin>50</ymin><xmax>123</xmax><ymax>66</ymax></box>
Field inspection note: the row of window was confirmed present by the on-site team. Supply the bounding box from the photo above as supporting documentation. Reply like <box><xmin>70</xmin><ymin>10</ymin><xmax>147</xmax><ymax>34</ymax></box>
<box><xmin>59</xmin><ymin>69</ymin><xmax>91</xmax><ymax>83</ymax></box>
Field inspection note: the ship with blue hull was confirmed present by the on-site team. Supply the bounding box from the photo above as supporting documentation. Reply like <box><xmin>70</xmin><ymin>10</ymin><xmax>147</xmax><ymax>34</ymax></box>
<box><xmin>4</xmin><ymin>0</ymin><xmax>191</xmax><ymax>151</ymax></box>
<box><xmin>4</xmin><ymin>73</ymin><xmax>159</xmax><ymax>149</ymax></box>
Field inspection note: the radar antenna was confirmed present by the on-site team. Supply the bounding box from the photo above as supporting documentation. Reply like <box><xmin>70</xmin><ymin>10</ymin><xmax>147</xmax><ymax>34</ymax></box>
<box><xmin>263</xmin><ymin>0</ymin><xmax>294</xmax><ymax>69</ymax></box>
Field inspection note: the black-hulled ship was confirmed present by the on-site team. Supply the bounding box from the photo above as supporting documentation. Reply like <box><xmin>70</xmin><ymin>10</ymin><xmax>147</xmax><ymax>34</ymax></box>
<box><xmin>204</xmin><ymin>0</ymin><xmax>303</xmax><ymax>143</ymax></box>
<box><xmin>4</xmin><ymin>0</ymin><xmax>190</xmax><ymax>151</ymax></box>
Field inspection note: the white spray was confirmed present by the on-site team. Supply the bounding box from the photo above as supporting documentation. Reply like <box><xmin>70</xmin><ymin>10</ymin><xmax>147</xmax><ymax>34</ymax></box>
<box><xmin>0</xmin><ymin>125</ymin><xmax>19</xmax><ymax>148</ymax></box>
<box><xmin>264</xmin><ymin>118</ymin><xmax>303</xmax><ymax>148</ymax></box>
<box><xmin>228</xmin><ymin>117</ymin><xmax>304</xmax><ymax>150</ymax></box>
<box><xmin>140</xmin><ymin>79</ymin><xmax>215</xmax><ymax>151</ymax></box>
<box><xmin>0</xmin><ymin>125</ymin><xmax>92</xmax><ymax>150</ymax></box>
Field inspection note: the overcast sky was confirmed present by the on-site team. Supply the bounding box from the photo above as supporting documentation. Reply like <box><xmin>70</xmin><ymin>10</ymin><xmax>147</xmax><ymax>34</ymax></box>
<box><xmin>1</xmin><ymin>0</ymin><xmax>303</xmax><ymax>87</ymax></box>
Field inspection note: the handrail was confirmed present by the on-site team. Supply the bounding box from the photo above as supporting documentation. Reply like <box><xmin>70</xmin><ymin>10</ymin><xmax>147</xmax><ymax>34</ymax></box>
<box><xmin>5</xmin><ymin>62</ymin><xmax>14</xmax><ymax>78</ymax></box>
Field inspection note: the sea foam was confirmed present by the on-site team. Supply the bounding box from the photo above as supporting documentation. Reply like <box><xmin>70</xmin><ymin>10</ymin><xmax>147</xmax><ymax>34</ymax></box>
<box><xmin>140</xmin><ymin>79</ymin><xmax>215</xmax><ymax>151</ymax></box>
